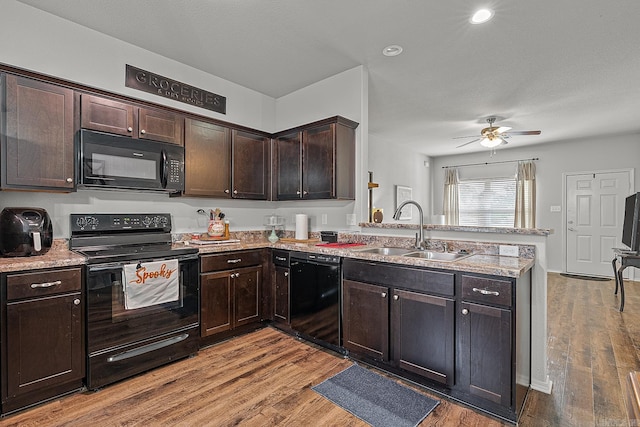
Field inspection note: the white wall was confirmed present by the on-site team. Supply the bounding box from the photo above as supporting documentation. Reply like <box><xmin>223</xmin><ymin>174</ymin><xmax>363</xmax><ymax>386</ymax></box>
<box><xmin>431</xmin><ymin>133</ymin><xmax>640</xmax><ymax>272</ymax></box>
<box><xmin>368</xmin><ymin>135</ymin><xmax>431</xmax><ymax>225</ymax></box>
<box><xmin>274</xmin><ymin>66</ymin><xmax>368</xmax><ymax>232</ymax></box>
<box><xmin>1</xmin><ymin>1</ymin><xmax>276</xmax><ymax>132</ymax></box>
<box><xmin>0</xmin><ymin>1</ymin><xmax>367</xmax><ymax>238</ymax></box>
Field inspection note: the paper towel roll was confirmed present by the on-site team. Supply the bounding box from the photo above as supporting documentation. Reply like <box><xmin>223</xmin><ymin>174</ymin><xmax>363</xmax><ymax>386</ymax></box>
<box><xmin>295</xmin><ymin>214</ymin><xmax>308</xmax><ymax>240</ymax></box>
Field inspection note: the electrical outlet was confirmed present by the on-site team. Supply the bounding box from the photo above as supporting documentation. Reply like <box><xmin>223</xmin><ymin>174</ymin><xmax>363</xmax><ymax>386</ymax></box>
<box><xmin>346</xmin><ymin>214</ymin><xmax>356</xmax><ymax>226</ymax></box>
<box><xmin>321</xmin><ymin>214</ymin><xmax>327</xmax><ymax>225</ymax></box>
<box><xmin>550</xmin><ymin>205</ymin><xmax>561</xmax><ymax>212</ymax></box>
<box><xmin>499</xmin><ymin>245</ymin><xmax>519</xmax><ymax>257</ymax></box>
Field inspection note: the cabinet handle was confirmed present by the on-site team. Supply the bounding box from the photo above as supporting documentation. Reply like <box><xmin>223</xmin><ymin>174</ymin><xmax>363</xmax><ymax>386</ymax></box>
<box><xmin>296</xmin><ymin>190</ymin><xmax>301</xmax><ymax>195</ymax></box>
<box><xmin>74</xmin><ymin>298</ymin><xmax>81</xmax><ymax>305</ymax></box>
<box><xmin>30</xmin><ymin>280</ymin><xmax>62</xmax><ymax>289</ymax></box>
<box><xmin>66</xmin><ymin>177</ymin><xmax>73</xmax><ymax>183</ymax></box>
<box><xmin>230</xmin><ymin>272</ymin><xmax>240</xmax><ymax>278</ymax></box>
<box><xmin>224</xmin><ymin>189</ymin><xmax>230</xmax><ymax>194</ymax></box>
<box><xmin>275</xmin><ymin>256</ymin><xmax>287</xmax><ymax>261</ymax></box>
<box><xmin>472</xmin><ymin>287</ymin><xmax>500</xmax><ymax>296</ymax></box>
<box><xmin>127</xmin><ymin>127</ymin><xmax>133</xmax><ymax>132</ymax></box>
<box><xmin>381</xmin><ymin>292</ymin><xmax>387</xmax><ymax>298</ymax></box>
<box><xmin>393</xmin><ymin>295</ymin><xmax>399</xmax><ymax>300</ymax></box>
<box><xmin>462</xmin><ymin>308</ymin><xmax>469</xmax><ymax>315</ymax></box>
<box><xmin>227</xmin><ymin>259</ymin><xmax>242</xmax><ymax>264</ymax></box>
<box><xmin>233</xmin><ymin>190</ymin><xmax>238</xmax><ymax>195</ymax></box>
<box><xmin>284</xmin><ymin>272</ymin><xmax>289</xmax><ymax>277</ymax></box>
<box><xmin>140</xmin><ymin>129</ymin><xmax>146</xmax><ymax>134</ymax></box>
<box><xmin>303</xmin><ymin>191</ymin><xmax>308</xmax><ymax>195</ymax></box>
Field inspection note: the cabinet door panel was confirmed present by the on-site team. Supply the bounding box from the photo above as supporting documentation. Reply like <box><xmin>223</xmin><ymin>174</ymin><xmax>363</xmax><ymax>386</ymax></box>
<box><xmin>234</xmin><ymin>266</ymin><xmax>261</xmax><ymax>327</ymax></box>
<box><xmin>274</xmin><ymin>266</ymin><xmax>290</xmax><ymax>324</ymax></box>
<box><xmin>275</xmin><ymin>132</ymin><xmax>302</xmax><ymax>200</ymax></box>
<box><xmin>201</xmin><ymin>271</ymin><xmax>232</xmax><ymax>337</ymax></box>
<box><xmin>80</xmin><ymin>94</ymin><xmax>135</xmax><ymax>136</ymax></box>
<box><xmin>342</xmin><ymin>279</ymin><xmax>389</xmax><ymax>360</ymax></box>
<box><xmin>4</xmin><ymin>76</ymin><xmax>74</xmax><ymax>189</ymax></box>
<box><xmin>459</xmin><ymin>301</ymin><xmax>512</xmax><ymax>406</ymax></box>
<box><xmin>184</xmin><ymin>118</ymin><xmax>231</xmax><ymax>197</ymax></box>
<box><xmin>303</xmin><ymin>124</ymin><xmax>334</xmax><ymax>199</ymax></box>
<box><xmin>392</xmin><ymin>289</ymin><xmax>454</xmax><ymax>386</ymax></box>
<box><xmin>138</xmin><ymin>107</ymin><xmax>184</xmax><ymax>145</ymax></box>
<box><xmin>6</xmin><ymin>292</ymin><xmax>83</xmax><ymax>398</ymax></box>
<box><xmin>232</xmin><ymin>130</ymin><xmax>269</xmax><ymax>200</ymax></box>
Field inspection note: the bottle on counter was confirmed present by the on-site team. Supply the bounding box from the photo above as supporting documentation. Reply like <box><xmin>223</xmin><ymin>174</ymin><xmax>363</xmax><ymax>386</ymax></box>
<box><xmin>224</xmin><ymin>221</ymin><xmax>230</xmax><ymax>239</ymax></box>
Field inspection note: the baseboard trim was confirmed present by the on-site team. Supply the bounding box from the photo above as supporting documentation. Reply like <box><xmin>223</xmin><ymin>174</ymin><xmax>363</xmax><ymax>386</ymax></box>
<box><xmin>530</xmin><ymin>376</ymin><xmax>553</xmax><ymax>394</ymax></box>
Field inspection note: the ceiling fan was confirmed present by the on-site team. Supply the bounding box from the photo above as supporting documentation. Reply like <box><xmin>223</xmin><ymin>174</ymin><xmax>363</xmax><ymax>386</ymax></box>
<box><xmin>454</xmin><ymin>117</ymin><xmax>541</xmax><ymax>148</ymax></box>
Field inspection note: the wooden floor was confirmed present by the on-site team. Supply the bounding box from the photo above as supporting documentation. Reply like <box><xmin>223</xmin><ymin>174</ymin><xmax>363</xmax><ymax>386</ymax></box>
<box><xmin>1</xmin><ymin>272</ymin><xmax>638</xmax><ymax>426</ymax></box>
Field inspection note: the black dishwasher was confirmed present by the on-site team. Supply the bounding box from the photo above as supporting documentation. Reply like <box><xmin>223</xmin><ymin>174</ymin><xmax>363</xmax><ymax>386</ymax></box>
<box><xmin>289</xmin><ymin>251</ymin><xmax>342</xmax><ymax>352</ymax></box>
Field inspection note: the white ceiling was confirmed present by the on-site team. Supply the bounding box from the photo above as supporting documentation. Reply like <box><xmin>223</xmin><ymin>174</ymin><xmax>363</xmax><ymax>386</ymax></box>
<box><xmin>16</xmin><ymin>0</ymin><xmax>640</xmax><ymax>156</ymax></box>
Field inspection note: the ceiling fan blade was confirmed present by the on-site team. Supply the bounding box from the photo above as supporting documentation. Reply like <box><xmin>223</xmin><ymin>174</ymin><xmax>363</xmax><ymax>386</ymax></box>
<box><xmin>452</xmin><ymin>135</ymin><xmax>481</xmax><ymax>140</ymax></box>
<box><xmin>507</xmin><ymin>130</ymin><xmax>541</xmax><ymax>136</ymax></box>
<box><xmin>456</xmin><ymin>138</ymin><xmax>481</xmax><ymax>148</ymax></box>
<box><xmin>496</xmin><ymin>126</ymin><xmax>511</xmax><ymax>134</ymax></box>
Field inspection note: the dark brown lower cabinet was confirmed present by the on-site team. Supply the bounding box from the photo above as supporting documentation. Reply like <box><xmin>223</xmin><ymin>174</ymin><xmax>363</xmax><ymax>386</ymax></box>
<box><xmin>343</xmin><ymin>258</ymin><xmax>531</xmax><ymax>423</ymax></box>
<box><xmin>273</xmin><ymin>265</ymin><xmax>290</xmax><ymax>324</ymax></box>
<box><xmin>342</xmin><ymin>280</ymin><xmax>389</xmax><ymax>361</ymax></box>
<box><xmin>1</xmin><ymin>267</ymin><xmax>84</xmax><ymax>414</ymax></box>
<box><xmin>201</xmin><ymin>266</ymin><xmax>261</xmax><ymax>337</ymax></box>
<box><xmin>458</xmin><ymin>301</ymin><xmax>511</xmax><ymax>406</ymax></box>
<box><xmin>392</xmin><ymin>288</ymin><xmax>454</xmax><ymax>386</ymax></box>
<box><xmin>200</xmin><ymin>250</ymin><xmax>266</xmax><ymax>344</ymax></box>
<box><xmin>342</xmin><ymin>259</ymin><xmax>455</xmax><ymax>386</ymax></box>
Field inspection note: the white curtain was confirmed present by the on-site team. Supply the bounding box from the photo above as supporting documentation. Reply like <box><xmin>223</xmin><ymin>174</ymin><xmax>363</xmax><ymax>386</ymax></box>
<box><xmin>443</xmin><ymin>168</ymin><xmax>459</xmax><ymax>225</ymax></box>
<box><xmin>514</xmin><ymin>161</ymin><xmax>536</xmax><ymax>228</ymax></box>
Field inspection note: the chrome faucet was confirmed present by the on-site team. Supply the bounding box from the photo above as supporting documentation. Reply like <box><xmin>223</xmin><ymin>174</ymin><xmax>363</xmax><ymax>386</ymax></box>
<box><xmin>393</xmin><ymin>200</ymin><xmax>426</xmax><ymax>250</ymax></box>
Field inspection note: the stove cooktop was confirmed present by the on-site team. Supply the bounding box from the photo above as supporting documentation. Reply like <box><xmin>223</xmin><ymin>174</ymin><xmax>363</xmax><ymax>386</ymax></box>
<box><xmin>75</xmin><ymin>243</ymin><xmax>198</xmax><ymax>265</ymax></box>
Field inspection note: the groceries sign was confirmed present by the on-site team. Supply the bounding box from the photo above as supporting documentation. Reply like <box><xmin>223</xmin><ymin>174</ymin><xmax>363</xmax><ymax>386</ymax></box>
<box><xmin>125</xmin><ymin>64</ymin><xmax>226</xmax><ymax>114</ymax></box>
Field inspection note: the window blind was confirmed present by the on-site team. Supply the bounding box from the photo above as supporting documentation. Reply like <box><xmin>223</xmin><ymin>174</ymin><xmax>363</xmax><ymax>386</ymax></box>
<box><xmin>458</xmin><ymin>178</ymin><xmax>516</xmax><ymax>227</ymax></box>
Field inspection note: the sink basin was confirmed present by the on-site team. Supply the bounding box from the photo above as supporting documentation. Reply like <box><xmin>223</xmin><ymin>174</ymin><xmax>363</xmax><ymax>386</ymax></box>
<box><xmin>403</xmin><ymin>251</ymin><xmax>471</xmax><ymax>261</ymax></box>
<box><xmin>355</xmin><ymin>247</ymin><xmax>413</xmax><ymax>256</ymax></box>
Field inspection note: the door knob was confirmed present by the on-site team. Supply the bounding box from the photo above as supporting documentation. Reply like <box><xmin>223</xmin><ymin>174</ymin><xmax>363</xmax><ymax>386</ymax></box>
<box><xmin>461</xmin><ymin>308</ymin><xmax>469</xmax><ymax>315</ymax></box>
<box><xmin>74</xmin><ymin>299</ymin><xmax>81</xmax><ymax>305</ymax></box>
<box><xmin>568</xmin><ymin>227</ymin><xmax>577</xmax><ymax>232</ymax></box>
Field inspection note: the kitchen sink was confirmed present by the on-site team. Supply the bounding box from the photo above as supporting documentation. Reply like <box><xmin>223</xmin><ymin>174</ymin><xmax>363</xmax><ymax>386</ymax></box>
<box><xmin>403</xmin><ymin>251</ymin><xmax>471</xmax><ymax>261</ymax></box>
<box><xmin>355</xmin><ymin>247</ymin><xmax>414</xmax><ymax>256</ymax></box>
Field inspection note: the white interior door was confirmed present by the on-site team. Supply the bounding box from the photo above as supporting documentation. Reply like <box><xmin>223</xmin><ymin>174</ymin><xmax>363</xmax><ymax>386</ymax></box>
<box><xmin>566</xmin><ymin>171</ymin><xmax>631</xmax><ymax>277</ymax></box>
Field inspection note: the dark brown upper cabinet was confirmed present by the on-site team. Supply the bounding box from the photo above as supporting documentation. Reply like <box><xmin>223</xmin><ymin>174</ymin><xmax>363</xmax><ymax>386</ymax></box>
<box><xmin>231</xmin><ymin>129</ymin><xmax>269</xmax><ymax>200</ymax></box>
<box><xmin>81</xmin><ymin>94</ymin><xmax>184</xmax><ymax>146</ymax></box>
<box><xmin>184</xmin><ymin>118</ymin><xmax>269</xmax><ymax>200</ymax></box>
<box><xmin>2</xmin><ymin>75</ymin><xmax>76</xmax><ymax>191</ymax></box>
<box><xmin>274</xmin><ymin>116</ymin><xmax>358</xmax><ymax>201</ymax></box>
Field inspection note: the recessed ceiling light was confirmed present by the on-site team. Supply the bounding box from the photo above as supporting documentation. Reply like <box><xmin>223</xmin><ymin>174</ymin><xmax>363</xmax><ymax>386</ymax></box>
<box><xmin>382</xmin><ymin>45</ymin><xmax>403</xmax><ymax>57</ymax></box>
<box><xmin>470</xmin><ymin>8</ymin><xmax>494</xmax><ymax>24</ymax></box>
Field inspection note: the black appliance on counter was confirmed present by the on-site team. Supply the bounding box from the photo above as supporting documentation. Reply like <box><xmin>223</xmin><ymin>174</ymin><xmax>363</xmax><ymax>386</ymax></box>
<box><xmin>70</xmin><ymin>213</ymin><xmax>199</xmax><ymax>389</ymax></box>
<box><xmin>286</xmin><ymin>251</ymin><xmax>343</xmax><ymax>354</ymax></box>
<box><xmin>78</xmin><ymin>129</ymin><xmax>185</xmax><ymax>194</ymax></box>
<box><xmin>0</xmin><ymin>207</ymin><xmax>53</xmax><ymax>257</ymax></box>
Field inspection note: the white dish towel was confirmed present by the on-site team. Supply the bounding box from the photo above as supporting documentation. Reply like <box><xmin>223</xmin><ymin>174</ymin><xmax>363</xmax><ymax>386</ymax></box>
<box><xmin>123</xmin><ymin>259</ymin><xmax>180</xmax><ymax>310</ymax></box>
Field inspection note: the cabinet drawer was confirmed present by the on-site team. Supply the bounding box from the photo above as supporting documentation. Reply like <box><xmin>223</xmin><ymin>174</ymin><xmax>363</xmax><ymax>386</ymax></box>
<box><xmin>343</xmin><ymin>259</ymin><xmax>454</xmax><ymax>296</ymax></box>
<box><xmin>201</xmin><ymin>250</ymin><xmax>263</xmax><ymax>272</ymax></box>
<box><xmin>461</xmin><ymin>275</ymin><xmax>513</xmax><ymax>307</ymax></box>
<box><xmin>7</xmin><ymin>268</ymin><xmax>82</xmax><ymax>300</ymax></box>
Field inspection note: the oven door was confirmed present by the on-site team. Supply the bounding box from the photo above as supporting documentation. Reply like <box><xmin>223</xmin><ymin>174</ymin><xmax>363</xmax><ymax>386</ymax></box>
<box><xmin>80</xmin><ymin>129</ymin><xmax>184</xmax><ymax>192</ymax></box>
<box><xmin>86</xmin><ymin>253</ymin><xmax>199</xmax><ymax>389</ymax></box>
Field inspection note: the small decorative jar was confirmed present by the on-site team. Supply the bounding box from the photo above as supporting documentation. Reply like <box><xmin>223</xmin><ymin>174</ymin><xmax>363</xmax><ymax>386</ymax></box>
<box><xmin>207</xmin><ymin>220</ymin><xmax>225</xmax><ymax>237</ymax></box>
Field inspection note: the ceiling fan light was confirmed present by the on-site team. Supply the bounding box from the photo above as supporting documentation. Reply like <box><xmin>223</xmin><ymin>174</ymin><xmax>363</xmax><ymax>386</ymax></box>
<box><xmin>480</xmin><ymin>137</ymin><xmax>503</xmax><ymax>148</ymax></box>
<box><xmin>470</xmin><ymin>8</ymin><xmax>494</xmax><ymax>24</ymax></box>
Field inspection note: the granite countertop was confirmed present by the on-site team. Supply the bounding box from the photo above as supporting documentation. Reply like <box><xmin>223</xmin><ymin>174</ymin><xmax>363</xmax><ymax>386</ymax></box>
<box><xmin>0</xmin><ymin>241</ymin><xmax>86</xmax><ymax>273</ymax></box>
<box><xmin>0</xmin><ymin>238</ymin><xmax>534</xmax><ymax>279</ymax></box>
<box><xmin>184</xmin><ymin>239</ymin><xmax>533</xmax><ymax>278</ymax></box>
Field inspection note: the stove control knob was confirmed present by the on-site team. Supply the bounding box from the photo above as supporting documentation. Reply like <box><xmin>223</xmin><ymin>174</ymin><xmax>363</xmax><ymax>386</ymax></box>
<box><xmin>142</xmin><ymin>216</ymin><xmax>153</xmax><ymax>227</ymax></box>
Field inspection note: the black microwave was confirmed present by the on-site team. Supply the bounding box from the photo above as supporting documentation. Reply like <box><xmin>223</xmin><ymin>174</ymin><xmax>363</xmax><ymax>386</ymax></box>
<box><xmin>79</xmin><ymin>129</ymin><xmax>184</xmax><ymax>194</ymax></box>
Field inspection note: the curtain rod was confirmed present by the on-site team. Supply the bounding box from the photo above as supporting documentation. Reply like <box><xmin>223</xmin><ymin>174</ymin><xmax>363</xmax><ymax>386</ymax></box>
<box><xmin>442</xmin><ymin>157</ymin><xmax>539</xmax><ymax>169</ymax></box>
